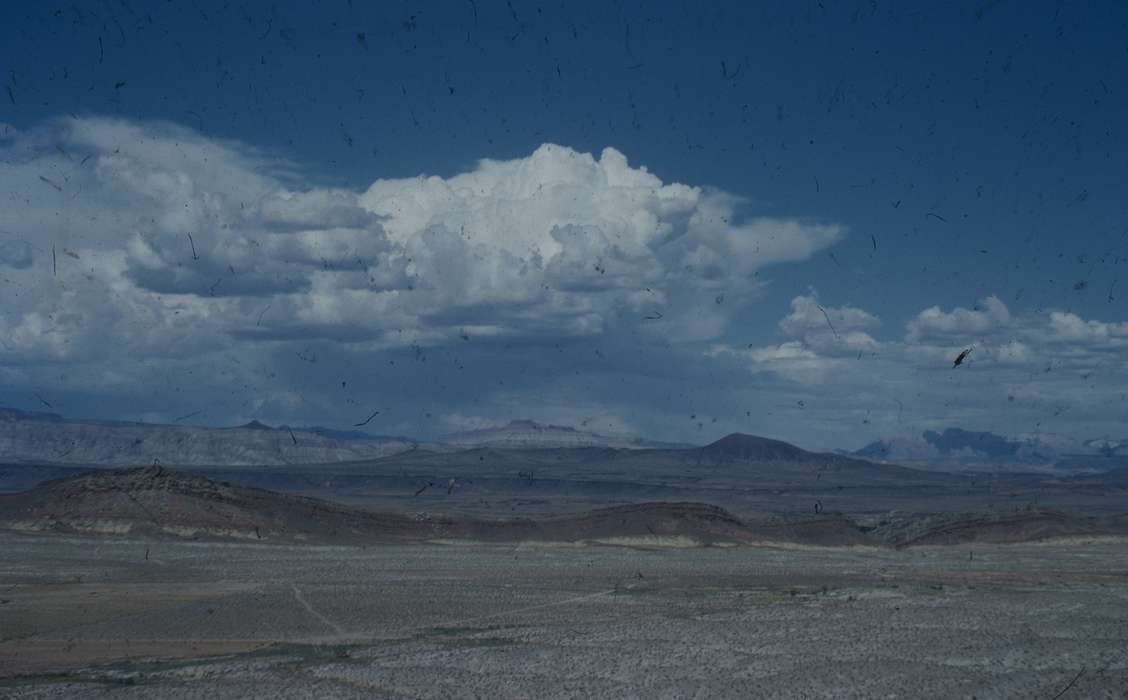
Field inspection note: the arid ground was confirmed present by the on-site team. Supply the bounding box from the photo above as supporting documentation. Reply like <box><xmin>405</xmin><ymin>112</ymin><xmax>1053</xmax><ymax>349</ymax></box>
<box><xmin>2</xmin><ymin>532</ymin><xmax>1126</xmax><ymax>699</ymax></box>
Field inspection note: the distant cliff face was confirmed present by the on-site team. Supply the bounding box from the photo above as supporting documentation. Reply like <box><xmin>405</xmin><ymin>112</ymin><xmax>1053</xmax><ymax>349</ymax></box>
<box><xmin>0</xmin><ymin>409</ymin><xmax>417</xmax><ymax>467</ymax></box>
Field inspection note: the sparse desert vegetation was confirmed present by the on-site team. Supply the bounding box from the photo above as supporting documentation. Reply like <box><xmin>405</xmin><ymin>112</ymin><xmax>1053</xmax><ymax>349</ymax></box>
<box><xmin>2</xmin><ymin>533</ymin><xmax>1126</xmax><ymax>698</ymax></box>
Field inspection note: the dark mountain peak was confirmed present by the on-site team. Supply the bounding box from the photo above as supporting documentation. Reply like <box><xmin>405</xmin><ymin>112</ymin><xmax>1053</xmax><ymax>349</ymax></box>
<box><xmin>237</xmin><ymin>420</ymin><xmax>274</xmax><ymax>431</ymax></box>
<box><xmin>700</xmin><ymin>433</ymin><xmax>808</xmax><ymax>462</ymax></box>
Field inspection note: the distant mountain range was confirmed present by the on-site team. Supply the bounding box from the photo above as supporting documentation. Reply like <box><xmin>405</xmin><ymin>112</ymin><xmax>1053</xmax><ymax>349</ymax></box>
<box><xmin>6</xmin><ymin>405</ymin><xmax>1127</xmax><ymax>477</ymax></box>
<box><xmin>0</xmin><ymin>407</ymin><xmax>417</xmax><ymax>467</ymax></box>
<box><xmin>6</xmin><ymin>418</ymin><xmax>1128</xmax><ymax>522</ymax></box>
<box><xmin>0</xmin><ymin>409</ymin><xmax>690</xmax><ymax>468</ymax></box>
<box><xmin>853</xmin><ymin>427</ymin><xmax>1128</xmax><ymax>472</ymax></box>
<box><xmin>441</xmin><ymin>419</ymin><xmax>691</xmax><ymax>450</ymax></box>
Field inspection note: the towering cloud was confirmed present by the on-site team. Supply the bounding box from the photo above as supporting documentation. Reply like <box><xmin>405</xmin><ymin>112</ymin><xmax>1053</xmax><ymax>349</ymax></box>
<box><xmin>0</xmin><ymin>116</ymin><xmax>844</xmax><ymax>433</ymax></box>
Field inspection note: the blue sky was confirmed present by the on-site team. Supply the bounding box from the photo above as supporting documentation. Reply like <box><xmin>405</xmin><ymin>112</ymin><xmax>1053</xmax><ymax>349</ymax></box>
<box><xmin>1</xmin><ymin>1</ymin><xmax>1127</xmax><ymax>448</ymax></box>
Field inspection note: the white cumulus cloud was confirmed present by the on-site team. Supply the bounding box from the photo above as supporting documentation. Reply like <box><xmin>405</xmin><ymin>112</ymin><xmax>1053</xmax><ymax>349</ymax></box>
<box><xmin>906</xmin><ymin>295</ymin><xmax>1011</xmax><ymax>341</ymax></box>
<box><xmin>0</xmin><ymin>116</ymin><xmax>847</xmax><ymax>428</ymax></box>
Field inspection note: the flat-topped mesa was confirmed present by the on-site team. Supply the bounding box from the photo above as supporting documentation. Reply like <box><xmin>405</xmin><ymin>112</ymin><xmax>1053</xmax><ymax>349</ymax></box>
<box><xmin>505</xmin><ymin>419</ymin><xmax>574</xmax><ymax>431</ymax></box>
<box><xmin>445</xmin><ymin>419</ymin><xmax>643</xmax><ymax>449</ymax></box>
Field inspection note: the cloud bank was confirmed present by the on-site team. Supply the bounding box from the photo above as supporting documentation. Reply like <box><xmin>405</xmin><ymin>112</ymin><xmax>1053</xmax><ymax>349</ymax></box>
<box><xmin>0</xmin><ymin>115</ymin><xmax>846</xmax><ymax>437</ymax></box>
<box><xmin>3</xmin><ymin>116</ymin><xmax>1122</xmax><ymax>447</ymax></box>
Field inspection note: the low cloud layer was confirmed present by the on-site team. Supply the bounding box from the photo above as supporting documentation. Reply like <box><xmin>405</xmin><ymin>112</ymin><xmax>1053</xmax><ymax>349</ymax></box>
<box><xmin>731</xmin><ymin>293</ymin><xmax>1128</xmax><ymax>446</ymax></box>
